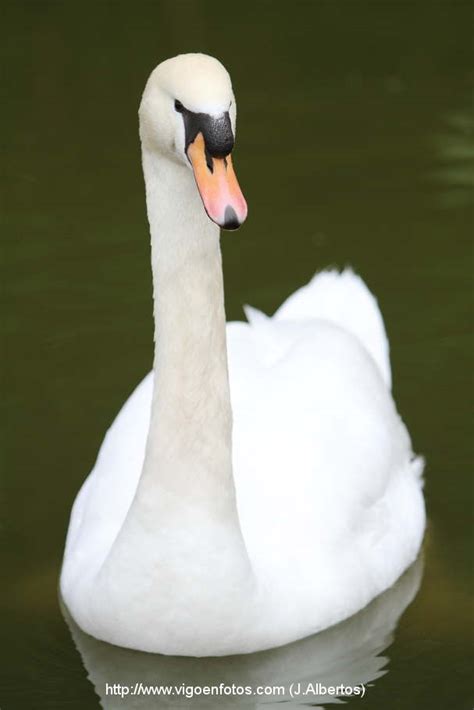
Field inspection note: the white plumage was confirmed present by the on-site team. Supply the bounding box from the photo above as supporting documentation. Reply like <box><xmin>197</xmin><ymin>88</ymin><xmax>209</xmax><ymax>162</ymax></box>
<box><xmin>61</xmin><ymin>53</ymin><xmax>425</xmax><ymax>656</ymax></box>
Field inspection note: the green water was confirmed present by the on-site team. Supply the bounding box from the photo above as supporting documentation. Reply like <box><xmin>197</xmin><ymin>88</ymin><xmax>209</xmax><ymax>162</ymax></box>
<box><xmin>2</xmin><ymin>1</ymin><xmax>473</xmax><ymax>708</ymax></box>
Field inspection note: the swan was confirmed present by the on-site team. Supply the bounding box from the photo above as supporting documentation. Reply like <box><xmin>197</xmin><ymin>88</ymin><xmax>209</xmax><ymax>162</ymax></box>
<box><xmin>60</xmin><ymin>52</ymin><xmax>426</xmax><ymax>657</ymax></box>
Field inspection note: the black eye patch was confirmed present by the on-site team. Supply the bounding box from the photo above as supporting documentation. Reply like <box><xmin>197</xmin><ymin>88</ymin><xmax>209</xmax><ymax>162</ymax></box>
<box><xmin>174</xmin><ymin>99</ymin><xmax>234</xmax><ymax>160</ymax></box>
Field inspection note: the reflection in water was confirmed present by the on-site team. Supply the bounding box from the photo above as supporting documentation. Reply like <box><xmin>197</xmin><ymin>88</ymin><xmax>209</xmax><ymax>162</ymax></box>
<box><xmin>433</xmin><ymin>104</ymin><xmax>474</xmax><ymax>208</ymax></box>
<box><xmin>63</xmin><ymin>557</ymin><xmax>422</xmax><ymax>709</ymax></box>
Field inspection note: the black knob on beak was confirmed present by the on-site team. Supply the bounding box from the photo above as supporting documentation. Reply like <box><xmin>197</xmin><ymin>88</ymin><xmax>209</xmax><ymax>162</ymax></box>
<box><xmin>178</xmin><ymin>102</ymin><xmax>234</xmax><ymax>159</ymax></box>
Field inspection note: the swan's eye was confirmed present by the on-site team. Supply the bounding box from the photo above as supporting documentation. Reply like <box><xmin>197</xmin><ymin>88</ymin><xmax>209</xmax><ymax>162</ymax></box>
<box><xmin>174</xmin><ymin>100</ymin><xmax>184</xmax><ymax>113</ymax></box>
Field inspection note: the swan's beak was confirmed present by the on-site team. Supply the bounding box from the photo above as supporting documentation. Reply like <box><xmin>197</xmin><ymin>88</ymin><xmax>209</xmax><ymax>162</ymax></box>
<box><xmin>187</xmin><ymin>133</ymin><xmax>248</xmax><ymax>230</ymax></box>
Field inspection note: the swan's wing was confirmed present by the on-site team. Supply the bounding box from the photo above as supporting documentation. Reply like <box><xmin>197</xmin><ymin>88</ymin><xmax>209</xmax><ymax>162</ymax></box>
<box><xmin>271</xmin><ymin>269</ymin><xmax>391</xmax><ymax>388</ymax></box>
<box><xmin>226</xmin><ymin>270</ymin><xmax>424</xmax><ymax>609</ymax></box>
<box><xmin>62</xmin><ymin>373</ymin><xmax>153</xmax><ymax>573</ymax></box>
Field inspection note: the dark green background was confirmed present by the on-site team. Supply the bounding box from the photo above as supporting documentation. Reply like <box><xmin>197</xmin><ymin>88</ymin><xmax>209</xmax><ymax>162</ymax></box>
<box><xmin>2</xmin><ymin>1</ymin><xmax>473</xmax><ymax>708</ymax></box>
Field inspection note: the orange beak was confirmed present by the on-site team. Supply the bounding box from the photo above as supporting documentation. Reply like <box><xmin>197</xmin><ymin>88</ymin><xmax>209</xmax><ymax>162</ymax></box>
<box><xmin>186</xmin><ymin>133</ymin><xmax>248</xmax><ymax>230</ymax></box>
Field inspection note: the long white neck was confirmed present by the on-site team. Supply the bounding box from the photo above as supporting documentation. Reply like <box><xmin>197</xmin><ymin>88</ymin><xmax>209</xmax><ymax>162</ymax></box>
<box><xmin>137</xmin><ymin>148</ymin><xmax>239</xmax><ymax>520</ymax></box>
<box><xmin>94</xmin><ymin>145</ymin><xmax>255</xmax><ymax>639</ymax></box>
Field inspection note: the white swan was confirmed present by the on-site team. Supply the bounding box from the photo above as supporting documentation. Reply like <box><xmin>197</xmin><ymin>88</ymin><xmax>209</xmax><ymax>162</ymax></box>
<box><xmin>60</xmin><ymin>53</ymin><xmax>426</xmax><ymax>657</ymax></box>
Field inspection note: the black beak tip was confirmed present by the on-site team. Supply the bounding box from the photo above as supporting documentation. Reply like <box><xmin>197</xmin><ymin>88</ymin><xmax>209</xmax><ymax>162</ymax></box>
<box><xmin>221</xmin><ymin>206</ymin><xmax>241</xmax><ymax>231</ymax></box>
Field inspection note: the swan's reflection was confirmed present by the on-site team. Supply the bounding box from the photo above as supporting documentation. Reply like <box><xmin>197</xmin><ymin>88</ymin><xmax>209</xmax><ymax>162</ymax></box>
<box><xmin>63</xmin><ymin>556</ymin><xmax>422</xmax><ymax>709</ymax></box>
<box><xmin>433</xmin><ymin>105</ymin><xmax>474</xmax><ymax>208</ymax></box>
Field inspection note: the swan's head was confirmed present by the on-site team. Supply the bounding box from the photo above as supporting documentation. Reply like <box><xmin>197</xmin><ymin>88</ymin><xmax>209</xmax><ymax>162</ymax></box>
<box><xmin>139</xmin><ymin>53</ymin><xmax>247</xmax><ymax>230</ymax></box>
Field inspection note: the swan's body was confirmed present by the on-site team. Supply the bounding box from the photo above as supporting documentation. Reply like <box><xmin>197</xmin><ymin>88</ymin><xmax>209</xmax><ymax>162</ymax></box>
<box><xmin>61</xmin><ymin>53</ymin><xmax>425</xmax><ymax>656</ymax></box>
